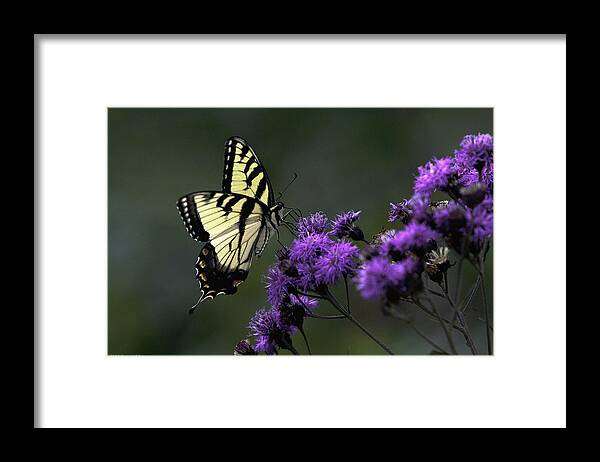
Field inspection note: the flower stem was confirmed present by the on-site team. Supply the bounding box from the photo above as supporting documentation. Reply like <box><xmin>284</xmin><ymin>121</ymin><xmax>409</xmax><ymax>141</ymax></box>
<box><xmin>421</xmin><ymin>294</ymin><xmax>458</xmax><ymax>355</ymax></box>
<box><xmin>281</xmin><ymin>338</ymin><xmax>299</xmax><ymax>355</ymax></box>
<box><xmin>460</xmin><ymin>274</ymin><xmax>481</xmax><ymax>314</ymax></box>
<box><xmin>408</xmin><ymin>321</ymin><xmax>450</xmax><ymax>354</ymax></box>
<box><xmin>343</xmin><ymin>275</ymin><xmax>351</xmax><ymax>314</ymax></box>
<box><xmin>478</xmin><ymin>261</ymin><xmax>493</xmax><ymax>355</ymax></box>
<box><xmin>382</xmin><ymin>305</ymin><xmax>449</xmax><ymax>354</ymax></box>
<box><xmin>299</xmin><ymin>327</ymin><xmax>312</xmax><ymax>355</ymax></box>
<box><xmin>454</xmin><ymin>235</ymin><xmax>468</xmax><ymax>302</ymax></box>
<box><xmin>306</xmin><ymin>312</ymin><xmax>346</xmax><ymax>320</ymax></box>
<box><xmin>441</xmin><ymin>284</ymin><xmax>478</xmax><ymax>355</ymax></box>
<box><xmin>325</xmin><ymin>288</ymin><xmax>395</xmax><ymax>355</ymax></box>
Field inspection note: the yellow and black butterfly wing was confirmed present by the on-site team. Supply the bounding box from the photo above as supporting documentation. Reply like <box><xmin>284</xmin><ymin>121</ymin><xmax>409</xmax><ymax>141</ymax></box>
<box><xmin>222</xmin><ymin>136</ymin><xmax>275</xmax><ymax>207</ymax></box>
<box><xmin>177</xmin><ymin>191</ymin><xmax>270</xmax><ymax>302</ymax></box>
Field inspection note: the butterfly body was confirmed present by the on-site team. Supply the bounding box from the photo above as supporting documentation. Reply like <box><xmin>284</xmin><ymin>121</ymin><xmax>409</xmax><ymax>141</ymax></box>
<box><xmin>177</xmin><ymin>137</ymin><xmax>285</xmax><ymax>305</ymax></box>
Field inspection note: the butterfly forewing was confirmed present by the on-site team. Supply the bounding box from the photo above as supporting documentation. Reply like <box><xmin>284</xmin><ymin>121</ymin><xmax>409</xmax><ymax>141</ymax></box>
<box><xmin>222</xmin><ymin>136</ymin><xmax>274</xmax><ymax>207</ymax></box>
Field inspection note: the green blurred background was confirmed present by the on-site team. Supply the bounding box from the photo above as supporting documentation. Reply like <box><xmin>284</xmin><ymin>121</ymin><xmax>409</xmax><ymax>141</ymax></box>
<box><xmin>108</xmin><ymin>108</ymin><xmax>493</xmax><ymax>355</ymax></box>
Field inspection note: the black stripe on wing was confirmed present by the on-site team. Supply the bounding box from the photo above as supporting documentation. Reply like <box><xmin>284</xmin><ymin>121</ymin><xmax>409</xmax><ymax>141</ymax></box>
<box><xmin>176</xmin><ymin>192</ymin><xmax>214</xmax><ymax>242</ymax></box>
<box><xmin>221</xmin><ymin>136</ymin><xmax>274</xmax><ymax>207</ymax></box>
<box><xmin>193</xmin><ymin>243</ymin><xmax>249</xmax><ymax>306</ymax></box>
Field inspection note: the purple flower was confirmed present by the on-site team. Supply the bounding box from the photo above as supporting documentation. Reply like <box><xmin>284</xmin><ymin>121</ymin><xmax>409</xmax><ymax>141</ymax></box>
<box><xmin>289</xmin><ymin>233</ymin><xmax>332</xmax><ymax>265</ymax></box>
<box><xmin>456</xmin><ymin>164</ymin><xmax>494</xmax><ymax>189</ymax></box>
<box><xmin>410</xmin><ymin>194</ymin><xmax>431</xmax><ymax>223</ymax></box>
<box><xmin>295</xmin><ymin>262</ymin><xmax>321</xmax><ymax>292</ymax></box>
<box><xmin>388</xmin><ymin>195</ymin><xmax>430</xmax><ymax>224</ymax></box>
<box><xmin>297</xmin><ymin>211</ymin><xmax>330</xmax><ymax>237</ymax></box>
<box><xmin>454</xmin><ymin>133</ymin><xmax>493</xmax><ymax>169</ymax></box>
<box><xmin>248</xmin><ymin>308</ymin><xmax>291</xmax><ymax>355</ymax></box>
<box><xmin>290</xmin><ymin>294</ymin><xmax>319</xmax><ymax>311</ymax></box>
<box><xmin>454</xmin><ymin>133</ymin><xmax>494</xmax><ymax>189</ymax></box>
<box><xmin>388</xmin><ymin>201</ymin><xmax>410</xmax><ymax>223</ymax></box>
<box><xmin>459</xmin><ymin>182</ymin><xmax>488</xmax><ymax>208</ymax></box>
<box><xmin>331</xmin><ymin>210</ymin><xmax>363</xmax><ymax>240</ymax></box>
<box><xmin>265</xmin><ymin>264</ymin><xmax>294</xmax><ymax>309</ymax></box>
<box><xmin>273</xmin><ymin>295</ymin><xmax>319</xmax><ymax>333</ymax></box>
<box><xmin>315</xmin><ymin>240</ymin><xmax>360</xmax><ymax>285</ymax></box>
<box><xmin>381</xmin><ymin>222</ymin><xmax>439</xmax><ymax>259</ymax></box>
<box><xmin>466</xmin><ymin>196</ymin><xmax>493</xmax><ymax>244</ymax></box>
<box><xmin>355</xmin><ymin>256</ymin><xmax>391</xmax><ymax>301</ymax></box>
<box><xmin>414</xmin><ymin>157</ymin><xmax>455</xmax><ymax>196</ymax></box>
<box><xmin>356</xmin><ymin>256</ymin><xmax>421</xmax><ymax>303</ymax></box>
<box><xmin>432</xmin><ymin>201</ymin><xmax>466</xmax><ymax>235</ymax></box>
<box><xmin>234</xmin><ymin>339</ymin><xmax>256</xmax><ymax>355</ymax></box>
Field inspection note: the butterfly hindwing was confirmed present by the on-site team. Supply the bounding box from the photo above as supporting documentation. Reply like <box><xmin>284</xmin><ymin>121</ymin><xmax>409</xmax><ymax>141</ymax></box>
<box><xmin>194</xmin><ymin>243</ymin><xmax>249</xmax><ymax>302</ymax></box>
<box><xmin>222</xmin><ymin>136</ymin><xmax>274</xmax><ymax>207</ymax></box>
<box><xmin>177</xmin><ymin>190</ymin><xmax>269</xmax><ymax>301</ymax></box>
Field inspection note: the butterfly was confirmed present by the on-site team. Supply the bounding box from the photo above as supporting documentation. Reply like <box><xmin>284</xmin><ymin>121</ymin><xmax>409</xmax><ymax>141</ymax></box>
<box><xmin>177</xmin><ymin>136</ymin><xmax>298</xmax><ymax>311</ymax></box>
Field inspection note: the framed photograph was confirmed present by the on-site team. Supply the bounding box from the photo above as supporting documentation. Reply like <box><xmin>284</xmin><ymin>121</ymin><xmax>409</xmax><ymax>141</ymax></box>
<box><xmin>108</xmin><ymin>108</ymin><xmax>493</xmax><ymax>356</ymax></box>
<box><xmin>35</xmin><ymin>35</ymin><xmax>566</xmax><ymax>428</ymax></box>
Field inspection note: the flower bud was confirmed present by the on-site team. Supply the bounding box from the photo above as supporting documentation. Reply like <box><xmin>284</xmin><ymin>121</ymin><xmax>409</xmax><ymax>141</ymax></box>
<box><xmin>234</xmin><ymin>339</ymin><xmax>256</xmax><ymax>355</ymax></box>
<box><xmin>348</xmin><ymin>225</ymin><xmax>365</xmax><ymax>242</ymax></box>
<box><xmin>459</xmin><ymin>182</ymin><xmax>487</xmax><ymax>208</ymax></box>
<box><xmin>425</xmin><ymin>247</ymin><xmax>452</xmax><ymax>284</ymax></box>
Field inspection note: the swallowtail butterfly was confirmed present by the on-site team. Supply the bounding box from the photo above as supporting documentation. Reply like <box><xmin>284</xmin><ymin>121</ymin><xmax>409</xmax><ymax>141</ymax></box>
<box><xmin>177</xmin><ymin>137</ymin><xmax>289</xmax><ymax>310</ymax></box>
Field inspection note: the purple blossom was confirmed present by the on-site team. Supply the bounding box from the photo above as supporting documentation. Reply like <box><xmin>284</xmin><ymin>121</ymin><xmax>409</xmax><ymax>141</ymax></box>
<box><xmin>290</xmin><ymin>294</ymin><xmax>319</xmax><ymax>311</ymax></box>
<box><xmin>295</xmin><ymin>262</ymin><xmax>321</xmax><ymax>292</ymax></box>
<box><xmin>356</xmin><ymin>256</ymin><xmax>421</xmax><ymax>302</ymax></box>
<box><xmin>355</xmin><ymin>256</ymin><xmax>391</xmax><ymax>301</ymax></box>
<box><xmin>331</xmin><ymin>210</ymin><xmax>362</xmax><ymax>239</ymax></box>
<box><xmin>273</xmin><ymin>294</ymin><xmax>319</xmax><ymax>333</ymax></box>
<box><xmin>381</xmin><ymin>222</ymin><xmax>439</xmax><ymax>259</ymax></box>
<box><xmin>456</xmin><ymin>164</ymin><xmax>494</xmax><ymax>189</ymax></box>
<box><xmin>432</xmin><ymin>201</ymin><xmax>466</xmax><ymax>235</ymax></box>
<box><xmin>466</xmin><ymin>196</ymin><xmax>493</xmax><ymax>244</ymax></box>
<box><xmin>248</xmin><ymin>308</ymin><xmax>290</xmax><ymax>355</ymax></box>
<box><xmin>414</xmin><ymin>157</ymin><xmax>455</xmax><ymax>196</ymax></box>
<box><xmin>315</xmin><ymin>240</ymin><xmax>360</xmax><ymax>285</ymax></box>
<box><xmin>454</xmin><ymin>133</ymin><xmax>494</xmax><ymax>189</ymax></box>
<box><xmin>234</xmin><ymin>339</ymin><xmax>256</xmax><ymax>355</ymax></box>
<box><xmin>388</xmin><ymin>201</ymin><xmax>410</xmax><ymax>223</ymax></box>
<box><xmin>388</xmin><ymin>195</ymin><xmax>429</xmax><ymax>224</ymax></box>
<box><xmin>297</xmin><ymin>211</ymin><xmax>329</xmax><ymax>237</ymax></box>
<box><xmin>289</xmin><ymin>233</ymin><xmax>332</xmax><ymax>265</ymax></box>
<box><xmin>265</xmin><ymin>264</ymin><xmax>293</xmax><ymax>309</ymax></box>
<box><xmin>454</xmin><ymin>133</ymin><xmax>493</xmax><ymax>169</ymax></box>
<box><xmin>409</xmin><ymin>194</ymin><xmax>431</xmax><ymax>223</ymax></box>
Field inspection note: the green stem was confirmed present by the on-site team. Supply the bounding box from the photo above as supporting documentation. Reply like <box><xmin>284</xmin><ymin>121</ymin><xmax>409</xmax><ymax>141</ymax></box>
<box><xmin>306</xmin><ymin>313</ymin><xmax>346</xmax><ymax>320</ymax></box>
<box><xmin>408</xmin><ymin>321</ymin><xmax>450</xmax><ymax>354</ymax></box>
<box><xmin>422</xmin><ymin>293</ymin><xmax>458</xmax><ymax>355</ymax></box>
<box><xmin>413</xmin><ymin>299</ymin><xmax>466</xmax><ymax>337</ymax></box>
<box><xmin>382</xmin><ymin>305</ymin><xmax>449</xmax><ymax>354</ymax></box>
<box><xmin>441</xmin><ymin>283</ymin><xmax>478</xmax><ymax>355</ymax></box>
<box><xmin>454</xmin><ymin>235</ymin><xmax>468</xmax><ymax>302</ymax></box>
<box><xmin>281</xmin><ymin>338</ymin><xmax>299</xmax><ymax>355</ymax></box>
<box><xmin>479</xmin><ymin>262</ymin><xmax>493</xmax><ymax>355</ymax></box>
<box><xmin>325</xmin><ymin>289</ymin><xmax>395</xmax><ymax>355</ymax></box>
<box><xmin>299</xmin><ymin>327</ymin><xmax>312</xmax><ymax>355</ymax></box>
<box><xmin>343</xmin><ymin>275</ymin><xmax>351</xmax><ymax>314</ymax></box>
<box><xmin>460</xmin><ymin>274</ymin><xmax>481</xmax><ymax>314</ymax></box>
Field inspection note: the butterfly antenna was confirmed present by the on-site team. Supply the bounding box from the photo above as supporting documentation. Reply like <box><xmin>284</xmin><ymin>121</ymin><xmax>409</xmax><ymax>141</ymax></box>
<box><xmin>276</xmin><ymin>173</ymin><xmax>298</xmax><ymax>201</ymax></box>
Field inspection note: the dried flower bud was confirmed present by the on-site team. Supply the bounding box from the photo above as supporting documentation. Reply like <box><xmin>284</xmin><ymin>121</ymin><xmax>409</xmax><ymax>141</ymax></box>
<box><xmin>459</xmin><ymin>182</ymin><xmax>487</xmax><ymax>208</ymax></box>
<box><xmin>425</xmin><ymin>247</ymin><xmax>452</xmax><ymax>283</ymax></box>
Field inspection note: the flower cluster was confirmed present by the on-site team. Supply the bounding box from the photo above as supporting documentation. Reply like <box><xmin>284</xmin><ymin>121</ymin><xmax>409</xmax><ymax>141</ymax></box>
<box><xmin>234</xmin><ymin>133</ymin><xmax>493</xmax><ymax>355</ymax></box>
<box><xmin>358</xmin><ymin>133</ymin><xmax>494</xmax><ymax>305</ymax></box>
<box><xmin>235</xmin><ymin>211</ymin><xmax>364</xmax><ymax>355</ymax></box>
